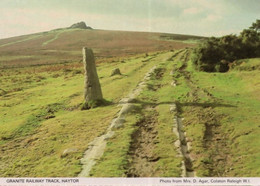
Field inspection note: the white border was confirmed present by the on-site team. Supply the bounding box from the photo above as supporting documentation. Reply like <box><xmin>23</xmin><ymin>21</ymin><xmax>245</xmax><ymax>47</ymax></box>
<box><xmin>0</xmin><ymin>177</ymin><xmax>259</xmax><ymax>186</ymax></box>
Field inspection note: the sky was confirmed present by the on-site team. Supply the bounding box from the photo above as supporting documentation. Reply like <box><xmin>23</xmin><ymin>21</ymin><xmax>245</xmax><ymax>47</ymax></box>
<box><xmin>0</xmin><ymin>0</ymin><xmax>259</xmax><ymax>39</ymax></box>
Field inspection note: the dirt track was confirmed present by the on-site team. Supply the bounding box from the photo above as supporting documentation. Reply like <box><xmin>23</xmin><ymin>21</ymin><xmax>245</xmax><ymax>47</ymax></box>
<box><xmin>127</xmin><ymin>109</ymin><xmax>159</xmax><ymax>177</ymax></box>
<box><xmin>79</xmin><ymin>64</ymin><xmax>159</xmax><ymax>177</ymax></box>
<box><xmin>174</xmin><ymin>50</ymin><xmax>229</xmax><ymax>176</ymax></box>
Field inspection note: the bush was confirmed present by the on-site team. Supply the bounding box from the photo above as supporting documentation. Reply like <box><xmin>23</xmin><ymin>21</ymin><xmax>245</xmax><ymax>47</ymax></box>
<box><xmin>192</xmin><ymin>20</ymin><xmax>260</xmax><ymax>72</ymax></box>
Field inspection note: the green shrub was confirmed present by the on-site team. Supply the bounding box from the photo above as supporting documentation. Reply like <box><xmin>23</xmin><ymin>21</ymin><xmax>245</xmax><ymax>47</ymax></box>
<box><xmin>192</xmin><ymin>19</ymin><xmax>260</xmax><ymax>72</ymax></box>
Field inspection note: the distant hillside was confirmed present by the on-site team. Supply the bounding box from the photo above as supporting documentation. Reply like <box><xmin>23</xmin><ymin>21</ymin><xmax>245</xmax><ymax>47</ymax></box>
<box><xmin>0</xmin><ymin>27</ymin><xmax>204</xmax><ymax>68</ymax></box>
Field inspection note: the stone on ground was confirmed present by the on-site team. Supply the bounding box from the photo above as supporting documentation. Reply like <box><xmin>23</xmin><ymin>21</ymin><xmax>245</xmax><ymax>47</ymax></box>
<box><xmin>110</xmin><ymin>68</ymin><xmax>121</xmax><ymax>76</ymax></box>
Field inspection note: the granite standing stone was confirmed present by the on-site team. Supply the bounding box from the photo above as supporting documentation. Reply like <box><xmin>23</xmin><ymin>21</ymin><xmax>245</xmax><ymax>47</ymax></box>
<box><xmin>83</xmin><ymin>47</ymin><xmax>103</xmax><ymax>103</ymax></box>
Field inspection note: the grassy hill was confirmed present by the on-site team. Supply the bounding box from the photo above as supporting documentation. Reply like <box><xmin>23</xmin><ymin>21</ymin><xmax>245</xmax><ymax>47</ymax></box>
<box><xmin>0</xmin><ymin>28</ymin><xmax>259</xmax><ymax>177</ymax></box>
<box><xmin>0</xmin><ymin>28</ymin><xmax>203</xmax><ymax>68</ymax></box>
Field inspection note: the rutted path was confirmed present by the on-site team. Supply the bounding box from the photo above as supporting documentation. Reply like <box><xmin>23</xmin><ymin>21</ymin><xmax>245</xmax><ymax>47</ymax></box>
<box><xmin>78</xmin><ymin>64</ymin><xmax>158</xmax><ymax>177</ymax></box>
<box><xmin>126</xmin><ymin>51</ymin><xmax>197</xmax><ymax>177</ymax></box>
<box><xmin>159</xmin><ymin>50</ymin><xmax>194</xmax><ymax>177</ymax></box>
<box><xmin>170</xmin><ymin>51</ymin><xmax>196</xmax><ymax>177</ymax></box>
<box><xmin>42</xmin><ymin>31</ymin><xmax>65</xmax><ymax>46</ymax></box>
<box><xmin>127</xmin><ymin>109</ymin><xmax>159</xmax><ymax>177</ymax></box>
<box><xmin>126</xmin><ymin>66</ymin><xmax>167</xmax><ymax>177</ymax></box>
<box><xmin>172</xmin><ymin>49</ymin><xmax>228</xmax><ymax>176</ymax></box>
<box><xmin>170</xmin><ymin>103</ymin><xmax>195</xmax><ymax>177</ymax></box>
<box><xmin>79</xmin><ymin>50</ymin><xmax>199</xmax><ymax>177</ymax></box>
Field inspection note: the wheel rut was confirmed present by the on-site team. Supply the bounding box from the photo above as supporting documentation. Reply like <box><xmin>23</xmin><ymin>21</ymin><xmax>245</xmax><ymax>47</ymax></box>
<box><xmin>173</xmin><ymin>50</ymin><xmax>229</xmax><ymax>176</ymax></box>
<box><xmin>126</xmin><ymin>61</ymin><xmax>167</xmax><ymax>177</ymax></box>
<box><xmin>126</xmin><ymin>108</ymin><xmax>160</xmax><ymax>177</ymax></box>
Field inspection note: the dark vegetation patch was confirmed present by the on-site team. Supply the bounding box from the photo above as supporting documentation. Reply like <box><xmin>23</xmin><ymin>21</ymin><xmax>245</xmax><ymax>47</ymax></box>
<box><xmin>160</xmin><ymin>33</ymin><xmax>206</xmax><ymax>41</ymax></box>
<box><xmin>80</xmin><ymin>99</ymin><xmax>112</xmax><ymax>110</ymax></box>
<box><xmin>192</xmin><ymin>19</ymin><xmax>260</xmax><ymax>72</ymax></box>
<box><xmin>146</xmin><ymin>67</ymin><xmax>166</xmax><ymax>91</ymax></box>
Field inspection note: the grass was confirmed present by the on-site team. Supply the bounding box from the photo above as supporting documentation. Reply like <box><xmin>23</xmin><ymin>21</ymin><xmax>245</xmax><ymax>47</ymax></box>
<box><xmin>137</xmin><ymin>56</ymin><xmax>184</xmax><ymax>176</ymax></box>
<box><xmin>0</xmin><ymin>45</ymin><xmax>259</xmax><ymax>177</ymax></box>
<box><xmin>133</xmin><ymin>50</ymin><xmax>260</xmax><ymax>177</ymax></box>
<box><xmin>180</xmin><ymin>57</ymin><xmax>260</xmax><ymax>176</ymax></box>
<box><xmin>155</xmin><ymin>104</ymin><xmax>182</xmax><ymax>177</ymax></box>
<box><xmin>153</xmin><ymin>61</ymin><xmax>186</xmax><ymax>177</ymax></box>
<box><xmin>90</xmin><ymin>108</ymin><xmax>142</xmax><ymax>177</ymax></box>
<box><xmin>193</xmin><ymin>70</ymin><xmax>260</xmax><ymax>176</ymax></box>
<box><xmin>1</xmin><ymin>102</ymin><xmax>63</xmax><ymax>141</ymax></box>
<box><xmin>0</xmin><ymin>105</ymin><xmax>119</xmax><ymax>176</ymax></box>
<box><xmin>0</xmin><ymin>51</ymin><xmax>173</xmax><ymax>176</ymax></box>
<box><xmin>90</xmin><ymin>52</ymin><xmax>183</xmax><ymax>176</ymax></box>
<box><xmin>230</xmin><ymin>58</ymin><xmax>260</xmax><ymax>71</ymax></box>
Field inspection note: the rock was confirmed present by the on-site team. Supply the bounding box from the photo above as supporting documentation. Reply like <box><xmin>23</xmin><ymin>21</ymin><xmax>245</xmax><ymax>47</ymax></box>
<box><xmin>104</xmin><ymin>131</ymin><xmax>114</xmax><ymax>140</ymax></box>
<box><xmin>61</xmin><ymin>148</ymin><xmax>78</xmax><ymax>158</ymax></box>
<box><xmin>187</xmin><ymin>142</ymin><xmax>192</xmax><ymax>152</ymax></box>
<box><xmin>110</xmin><ymin>68</ymin><xmax>121</xmax><ymax>76</ymax></box>
<box><xmin>119</xmin><ymin>97</ymin><xmax>136</xmax><ymax>104</ymax></box>
<box><xmin>170</xmin><ymin>104</ymin><xmax>177</xmax><ymax>113</ymax></box>
<box><xmin>69</xmin><ymin>21</ymin><xmax>92</xmax><ymax>29</ymax></box>
<box><xmin>174</xmin><ymin>140</ymin><xmax>181</xmax><ymax>148</ymax></box>
<box><xmin>118</xmin><ymin>104</ymin><xmax>137</xmax><ymax>116</ymax></box>
<box><xmin>83</xmin><ymin>47</ymin><xmax>103</xmax><ymax>104</ymax></box>
<box><xmin>171</xmin><ymin>81</ymin><xmax>176</xmax><ymax>87</ymax></box>
<box><xmin>112</xmin><ymin>118</ymin><xmax>126</xmax><ymax>129</ymax></box>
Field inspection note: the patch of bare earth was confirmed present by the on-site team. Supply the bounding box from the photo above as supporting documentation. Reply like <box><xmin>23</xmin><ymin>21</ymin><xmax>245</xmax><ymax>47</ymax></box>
<box><xmin>126</xmin><ymin>108</ymin><xmax>160</xmax><ymax>177</ymax></box>
<box><xmin>126</xmin><ymin>65</ymin><xmax>167</xmax><ymax>177</ymax></box>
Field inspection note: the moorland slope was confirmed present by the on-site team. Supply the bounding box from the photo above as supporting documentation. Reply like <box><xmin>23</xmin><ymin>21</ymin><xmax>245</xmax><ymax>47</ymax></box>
<box><xmin>0</xmin><ymin>27</ymin><xmax>259</xmax><ymax>177</ymax></box>
<box><xmin>0</xmin><ymin>27</ymin><xmax>202</xmax><ymax>68</ymax></box>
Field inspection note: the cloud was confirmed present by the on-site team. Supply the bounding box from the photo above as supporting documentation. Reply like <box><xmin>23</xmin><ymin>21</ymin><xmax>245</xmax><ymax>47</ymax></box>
<box><xmin>205</xmin><ymin>14</ymin><xmax>222</xmax><ymax>22</ymax></box>
<box><xmin>183</xmin><ymin>7</ymin><xmax>201</xmax><ymax>15</ymax></box>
